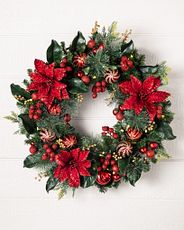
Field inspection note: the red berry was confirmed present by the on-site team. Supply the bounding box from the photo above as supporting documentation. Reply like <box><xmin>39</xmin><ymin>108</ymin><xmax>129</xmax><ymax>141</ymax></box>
<box><xmin>113</xmin><ymin>108</ymin><xmax>119</xmax><ymax>115</ymax></box>
<box><xmin>95</xmin><ymin>82</ymin><xmax>101</xmax><ymax>87</ymax></box>
<box><xmin>42</xmin><ymin>154</ymin><xmax>48</xmax><ymax>160</ymax></box>
<box><xmin>36</xmin><ymin>102</ymin><xmax>41</xmax><ymax>108</ymax></box>
<box><xmin>46</xmin><ymin>148</ymin><xmax>52</xmax><ymax>154</ymax></box>
<box><xmin>50</xmin><ymin>152</ymin><xmax>55</xmax><ymax>158</ymax></box>
<box><xmin>62</xmin><ymin>57</ymin><xmax>67</xmax><ymax>63</ymax></box>
<box><xmin>96</xmin><ymin>86</ymin><xmax>101</xmax><ymax>93</ymax></box>
<box><xmin>104</xmin><ymin>159</ymin><xmax>110</xmax><ymax>166</ymax></box>
<box><xmin>149</xmin><ymin>142</ymin><xmax>158</xmax><ymax>149</ymax></box>
<box><xmin>98</xmin><ymin>43</ymin><xmax>105</xmax><ymax>49</ymax></box>
<box><xmin>43</xmin><ymin>144</ymin><xmax>49</xmax><ymax>150</ymax></box>
<box><xmin>112</xmin><ymin>165</ymin><xmax>119</xmax><ymax>173</ymax></box>
<box><xmin>30</xmin><ymin>105</ymin><xmax>34</xmax><ymax>110</ymax></box>
<box><xmin>52</xmin><ymin>143</ymin><xmax>58</xmax><ymax>150</ymax></box>
<box><xmin>29</xmin><ymin>145</ymin><xmax>37</xmax><ymax>154</ymax></box>
<box><xmin>31</xmin><ymin>93</ymin><xmax>38</xmax><ymax>100</ymax></box>
<box><xmin>101</xmin><ymin>87</ymin><xmax>105</xmax><ymax>92</ymax></box>
<box><xmin>33</xmin><ymin>114</ymin><xmax>39</xmax><ymax>120</ymax></box>
<box><xmin>92</xmin><ymin>93</ymin><xmax>97</xmax><ymax>99</ymax></box>
<box><xmin>92</xmin><ymin>86</ymin><xmax>97</xmax><ymax>93</ymax></box>
<box><xmin>29</xmin><ymin>114</ymin><xmax>33</xmax><ymax>119</ymax></box>
<box><xmin>92</xmin><ymin>48</ymin><xmax>97</xmax><ymax>54</ymax></box>
<box><xmin>146</xmin><ymin>150</ymin><xmax>155</xmax><ymax>158</ymax></box>
<box><xmin>140</xmin><ymin>147</ymin><xmax>147</xmax><ymax>153</ymax></box>
<box><xmin>112</xmin><ymin>174</ymin><xmax>121</xmax><ymax>182</ymax></box>
<box><xmin>109</xmin><ymin>128</ymin><xmax>114</xmax><ymax>133</ymax></box>
<box><xmin>77</xmin><ymin>71</ymin><xmax>84</xmax><ymax>78</ymax></box>
<box><xmin>116</xmin><ymin>112</ymin><xmax>124</xmax><ymax>121</ymax></box>
<box><xmin>64</xmin><ymin>114</ymin><xmax>71</xmax><ymax>123</ymax></box>
<box><xmin>102</xmin><ymin>126</ymin><xmax>109</xmax><ymax>131</ymax></box>
<box><xmin>102</xmin><ymin>164</ymin><xmax>107</xmax><ymax>170</ymax></box>
<box><xmin>127</xmin><ymin>59</ymin><xmax>133</xmax><ymax>68</ymax></box>
<box><xmin>36</xmin><ymin>109</ymin><xmax>42</xmax><ymax>115</ymax></box>
<box><xmin>100</xmin><ymin>158</ymin><xmax>105</xmax><ymax>163</ymax></box>
<box><xmin>81</xmin><ymin>75</ymin><xmax>90</xmax><ymax>84</ymax></box>
<box><xmin>101</xmin><ymin>80</ymin><xmax>106</xmax><ymax>87</ymax></box>
<box><xmin>106</xmin><ymin>153</ymin><xmax>112</xmax><ymax>160</ymax></box>
<box><xmin>66</xmin><ymin>66</ymin><xmax>72</xmax><ymax>72</ymax></box>
<box><xmin>101</xmin><ymin>132</ymin><xmax>106</xmax><ymax>136</ymax></box>
<box><xmin>50</xmin><ymin>157</ymin><xmax>55</xmax><ymax>162</ymax></box>
<box><xmin>87</xmin><ymin>39</ymin><xmax>96</xmax><ymax>49</ymax></box>
<box><xmin>113</xmin><ymin>133</ymin><xmax>119</xmax><ymax>139</ymax></box>
<box><xmin>111</xmin><ymin>159</ymin><xmax>116</xmax><ymax>165</ymax></box>
<box><xmin>97</xmin><ymin>166</ymin><xmax>102</xmax><ymax>172</ymax></box>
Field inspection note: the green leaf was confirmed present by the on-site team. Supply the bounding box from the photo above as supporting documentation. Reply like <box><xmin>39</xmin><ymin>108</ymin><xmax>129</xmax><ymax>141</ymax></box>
<box><xmin>158</xmin><ymin>122</ymin><xmax>176</xmax><ymax>140</ymax></box>
<box><xmin>46</xmin><ymin>177</ymin><xmax>58</xmax><ymax>193</ymax></box>
<box><xmin>69</xmin><ymin>78</ymin><xmax>88</xmax><ymax>94</ymax></box>
<box><xmin>118</xmin><ymin>158</ymin><xmax>129</xmax><ymax>174</ymax></box>
<box><xmin>10</xmin><ymin>84</ymin><xmax>31</xmax><ymax>100</ymax></box>
<box><xmin>126</xmin><ymin>167</ymin><xmax>142</xmax><ymax>186</ymax></box>
<box><xmin>18</xmin><ymin>114</ymin><xmax>37</xmax><ymax>134</ymax></box>
<box><xmin>70</xmin><ymin>31</ymin><xmax>86</xmax><ymax>53</ymax></box>
<box><xmin>140</xmin><ymin>65</ymin><xmax>158</xmax><ymax>74</ymax></box>
<box><xmin>23</xmin><ymin>154</ymin><xmax>42</xmax><ymax>168</ymax></box>
<box><xmin>80</xmin><ymin>175</ymin><xmax>97</xmax><ymax>188</ymax></box>
<box><xmin>121</xmin><ymin>40</ymin><xmax>134</xmax><ymax>53</ymax></box>
<box><xmin>47</xmin><ymin>40</ymin><xmax>65</xmax><ymax>65</ymax></box>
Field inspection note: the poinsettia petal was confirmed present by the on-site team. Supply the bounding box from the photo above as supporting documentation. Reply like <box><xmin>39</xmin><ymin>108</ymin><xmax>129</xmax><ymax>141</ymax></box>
<box><xmin>53</xmin><ymin>166</ymin><xmax>61</xmax><ymax>178</ymax></box>
<box><xmin>142</xmin><ymin>76</ymin><xmax>161</xmax><ymax>95</ymax></box>
<box><xmin>54</xmin><ymin>68</ymin><xmax>66</xmax><ymax>81</ymax></box>
<box><xmin>120</xmin><ymin>96</ymin><xmax>137</xmax><ymax>111</ymax></box>
<box><xmin>146</xmin><ymin>103</ymin><xmax>157</xmax><ymax>121</ymax></box>
<box><xmin>59</xmin><ymin>150</ymin><xmax>71</xmax><ymax>163</ymax></box>
<box><xmin>61</xmin><ymin>88</ymin><xmax>70</xmax><ymax>100</ymax></box>
<box><xmin>71</xmin><ymin>148</ymin><xmax>80</xmax><ymax>161</ymax></box>
<box><xmin>59</xmin><ymin>167</ymin><xmax>69</xmax><ymax>182</ymax></box>
<box><xmin>78</xmin><ymin>150</ymin><xmax>90</xmax><ymax>161</ymax></box>
<box><xmin>130</xmin><ymin>75</ymin><xmax>142</xmax><ymax>93</ymax></box>
<box><xmin>45</xmin><ymin>63</ymin><xmax>54</xmax><ymax>78</ymax></box>
<box><xmin>119</xmin><ymin>81</ymin><xmax>133</xmax><ymax>94</ymax></box>
<box><xmin>78</xmin><ymin>165</ymin><xmax>91</xmax><ymax>176</ymax></box>
<box><xmin>34</xmin><ymin>59</ymin><xmax>46</xmax><ymax>74</ymax></box>
<box><xmin>80</xmin><ymin>160</ymin><xmax>91</xmax><ymax>169</ymax></box>
<box><xmin>134</xmin><ymin>99</ymin><xmax>144</xmax><ymax>114</ymax></box>
<box><xmin>147</xmin><ymin>91</ymin><xmax>170</xmax><ymax>103</ymax></box>
<box><xmin>68</xmin><ymin>167</ymin><xmax>80</xmax><ymax>187</ymax></box>
<box><xmin>29</xmin><ymin>72</ymin><xmax>48</xmax><ymax>83</ymax></box>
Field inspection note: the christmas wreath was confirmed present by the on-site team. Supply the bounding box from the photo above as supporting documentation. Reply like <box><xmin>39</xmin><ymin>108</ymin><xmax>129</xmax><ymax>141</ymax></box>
<box><xmin>8</xmin><ymin>22</ymin><xmax>176</xmax><ymax>197</ymax></box>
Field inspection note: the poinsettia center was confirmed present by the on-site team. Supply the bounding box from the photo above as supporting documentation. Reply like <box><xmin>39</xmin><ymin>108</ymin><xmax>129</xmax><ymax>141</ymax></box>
<box><xmin>138</xmin><ymin>91</ymin><xmax>147</xmax><ymax>102</ymax></box>
<box><xmin>69</xmin><ymin>159</ymin><xmax>78</xmax><ymax>169</ymax></box>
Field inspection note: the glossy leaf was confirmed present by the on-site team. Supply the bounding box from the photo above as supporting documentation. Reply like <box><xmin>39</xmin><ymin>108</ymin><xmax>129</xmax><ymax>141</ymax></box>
<box><xmin>70</xmin><ymin>31</ymin><xmax>86</xmax><ymax>53</ymax></box>
<box><xmin>46</xmin><ymin>177</ymin><xmax>58</xmax><ymax>193</ymax></box>
<box><xmin>24</xmin><ymin>154</ymin><xmax>42</xmax><ymax>168</ymax></box>
<box><xmin>118</xmin><ymin>158</ymin><xmax>129</xmax><ymax>174</ymax></box>
<box><xmin>47</xmin><ymin>40</ymin><xmax>65</xmax><ymax>65</ymax></box>
<box><xmin>69</xmin><ymin>78</ymin><xmax>88</xmax><ymax>94</ymax></box>
<box><xmin>10</xmin><ymin>84</ymin><xmax>31</xmax><ymax>99</ymax></box>
<box><xmin>18</xmin><ymin>114</ymin><xmax>37</xmax><ymax>134</ymax></box>
<box><xmin>158</xmin><ymin>122</ymin><xmax>176</xmax><ymax>140</ymax></box>
<box><xmin>121</xmin><ymin>40</ymin><xmax>134</xmax><ymax>53</ymax></box>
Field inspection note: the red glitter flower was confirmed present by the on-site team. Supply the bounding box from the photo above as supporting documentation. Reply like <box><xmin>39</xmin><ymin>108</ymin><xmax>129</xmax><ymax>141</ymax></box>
<box><xmin>119</xmin><ymin>75</ymin><xmax>170</xmax><ymax>121</ymax></box>
<box><xmin>54</xmin><ymin>148</ymin><xmax>91</xmax><ymax>188</ymax></box>
<box><xmin>27</xmin><ymin>59</ymin><xmax>69</xmax><ymax>108</ymax></box>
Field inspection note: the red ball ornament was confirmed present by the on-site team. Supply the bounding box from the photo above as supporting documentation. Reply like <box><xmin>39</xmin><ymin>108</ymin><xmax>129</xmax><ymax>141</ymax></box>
<box><xmin>77</xmin><ymin>71</ymin><xmax>84</xmax><ymax>78</ymax></box>
<box><xmin>116</xmin><ymin>111</ymin><xmax>124</xmax><ymax>121</ymax></box>
<box><xmin>146</xmin><ymin>150</ymin><xmax>155</xmax><ymax>158</ymax></box>
<box><xmin>64</xmin><ymin>114</ymin><xmax>71</xmax><ymax>123</ymax></box>
<box><xmin>149</xmin><ymin>142</ymin><xmax>158</xmax><ymax>149</ymax></box>
<box><xmin>98</xmin><ymin>43</ymin><xmax>105</xmax><ymax>50</ymax></box>
<box><xmin>87</xmin><ymin>39</ymin><xmax>96</xmax><ymax>49</ymax></box>
<box><xmin>96</xmin><ymin>171</ymin><xmax>112</xmax><ymax>185</ymax></box>
<box><xmin>29</xmin><ymin>145</ymin><xmax>37</xmax><ymax>154</ymax></box>
<box><xmin>81</xmin><ymin>75</ymin><xmax>90</xmax><ymax>84</ymax></box>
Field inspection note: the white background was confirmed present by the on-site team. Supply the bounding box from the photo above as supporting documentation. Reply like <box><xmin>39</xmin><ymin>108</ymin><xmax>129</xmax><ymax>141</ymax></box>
<box><xmin>0</xmin><ymin>0</ymin><xmax>184</xmax><ymax>229</ymax></box>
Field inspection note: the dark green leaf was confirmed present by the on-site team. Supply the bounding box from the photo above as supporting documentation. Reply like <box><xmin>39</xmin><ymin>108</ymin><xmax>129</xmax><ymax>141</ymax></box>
<box><xmin>80</xmin><ymin>175</ymin><xmax>97</xmax><ymax>188</ymax></box>
<box><xmin>18</xmin><ymin>114</ymin><xmax>37</xmax><ymax>134</ymax></box>
<box><xmin>70</xmin><ymin>31</ymin><xmax>86</xmax><ymax>53</ymax></box>
<box><xmin>47</xmin><ymin>40</ymin><xmax>65</xmax><ymax>65</ymax></box>
<box><xmin>46</xmin><ymin>177</ymin><xmax>58</xmax><ymax>193</ymax></box>
<box><xmin>69</xmin><ymin>78</ymin><xmax>88</xmax><ymax>94</ymax></box>
<box><xmin>10</xmin><ymin>84</ymin><xmax>31</xmax><ymax>100</ymax></box>
<box><xmin>118</xmin><ymin>158</ymin><xmax>129</xmax><ymax>174</ymax></box>
<box><xmin>126</xmin><ymin>168</ymin><xmax>142</xmax><ymax>186</ymax></box>
<box><xmin>121</xmin><ymin>40</ymin><xmax>134</xmax><ymax>53</ymax></box>
<box><xmin>158</xmin><ymin>122</ymin><xmax>176</xmax><ymax>140</ymax></box>
<box><xmin>24</xmin><ymin>154</ymin><xmax>42</xmax><ymax>168</ymax></box>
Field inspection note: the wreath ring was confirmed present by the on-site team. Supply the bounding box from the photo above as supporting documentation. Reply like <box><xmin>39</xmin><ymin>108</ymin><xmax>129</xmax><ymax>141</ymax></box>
<box><xmin>8</xmin><ymin>22</ymin><xmax>176</xmax><ymax>197</ymax></box>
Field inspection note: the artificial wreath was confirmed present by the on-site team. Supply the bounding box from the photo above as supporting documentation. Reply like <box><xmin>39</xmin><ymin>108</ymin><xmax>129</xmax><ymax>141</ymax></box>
<box><xmin>7</xmin><ymin>22</ymin><xmax>176</xmax><ymax>197</ymax></box>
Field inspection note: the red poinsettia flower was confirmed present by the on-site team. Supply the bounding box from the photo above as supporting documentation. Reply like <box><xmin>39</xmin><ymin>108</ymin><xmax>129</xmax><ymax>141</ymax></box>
<box><xmin>27</xmin><ymin>59</ymin><xmax>69</xmax><ymax>108</ymax></box>
<box><xmin>54</xmin><ymin>148</ymin><xmax>91</xmax><ymax>188</ymax></box>
<box><xmin>119</xmin><ymin>75</ymin><xmax>170</xmax><ymax>121</ymax></box>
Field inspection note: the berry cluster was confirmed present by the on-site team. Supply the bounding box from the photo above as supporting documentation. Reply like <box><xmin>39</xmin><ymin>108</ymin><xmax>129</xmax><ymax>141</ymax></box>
<box><xmin>77</xmin><ymin>71</ymin><xmax>90</xmax><ymax>85</ymax></box>
<box><xmin>29</xmin><ymin>102</ymin><xmax>42</xmax><ymax>120</ymax></box>
<box><xmin>92</xmin><ymin>80</ymin><xmax>106</xmax><ymax>98</ymax></box>
<box><xmin>120</xmin><ymin>56</ymin><xmax>134</xmax><ymax>71</ymax></box>
<box><xmin>113</xmin><ymin>108</ymin><xmax>124</xmax><ymax>121</ymax></box>
<box><xmin>29</xmin><ymin>143</ymin><xmax>38</xmax><ymax>155</ymax></box>
<box><xmin>60</xmin><ymin>57</ymin><xmax>73</xmax><ymax>73</ymax></box>
<box><xmin>101</xmin><ymin>126</ymin><xmax>119</xmax><ymax>139</ymax></box>
<box><xmin>42</xmin><ymin>143</ymin><xmax>59</xmax><ymax>161</ymax></box>
<box><xmin>140</xmin><ymin>142</ymin><xmax>159</xmax><ymax>158</ymax></box>
<box><xmin>87</xmin><ymin>39</ymin><xmax>105</xmax><ymax>54</ymax></box>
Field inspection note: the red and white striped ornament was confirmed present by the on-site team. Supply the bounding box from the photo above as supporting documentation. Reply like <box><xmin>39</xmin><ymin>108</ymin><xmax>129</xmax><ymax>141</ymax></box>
<box><xmin>104</xmin><ymin>69</ymin><xmax>120</xmax><ymax>83</ymax></box>
<box><xmin>116</xmin><ymin>141</ymin><xmax>133</xmax><ymax>157</ymax></box>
